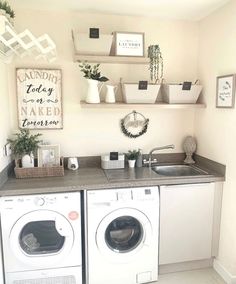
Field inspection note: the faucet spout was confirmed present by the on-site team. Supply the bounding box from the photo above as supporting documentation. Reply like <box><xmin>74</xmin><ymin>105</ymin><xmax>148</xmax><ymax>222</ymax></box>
<box><xmin>148</xmin><ymin>144</ymin><xmax>175</xmax><ymax>167</ymax></box>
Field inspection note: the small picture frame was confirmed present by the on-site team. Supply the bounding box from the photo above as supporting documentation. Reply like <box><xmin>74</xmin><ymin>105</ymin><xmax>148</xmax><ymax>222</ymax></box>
<box><xmin>216</xmin><ymin>74</ymin><xmax>235</xmax><ymax>108</ymax></box>
<box><xmin>38</xmin><ymin>145</ymin><xmax>60</xmax><ymax>167</ymax></box>
<box><xmin>113</xmin><ymin>32</ymin><xmax>144</xmax><ymax>57</ymax></box>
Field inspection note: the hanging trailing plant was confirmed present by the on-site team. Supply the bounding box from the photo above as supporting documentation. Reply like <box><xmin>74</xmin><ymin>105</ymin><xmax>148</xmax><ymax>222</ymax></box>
<box><xmin>148</xmin><ymin>45</ymin><xmax>163</xmax><ymax>84</ymax></box>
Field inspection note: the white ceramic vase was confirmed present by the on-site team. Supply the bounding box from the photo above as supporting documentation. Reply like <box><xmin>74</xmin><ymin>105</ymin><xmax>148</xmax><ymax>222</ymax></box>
<box><xmin>22</xmin><ymin>153</ymin><xmax>34</xmax><ymax>168</ymax></box>
<box><xmin>105</xmin><ymin>85</ymin><xmax>117</xmax><ymax>103</ymax></box>
<box><xmin>86</xmin><ymin>79</ymin><xmax>103</xmax><ymax>104</ymax></box>
<box><xmin>128</xmin><ymin>159</ymin><xmax>136</xmax><ymax>168</ymax></box>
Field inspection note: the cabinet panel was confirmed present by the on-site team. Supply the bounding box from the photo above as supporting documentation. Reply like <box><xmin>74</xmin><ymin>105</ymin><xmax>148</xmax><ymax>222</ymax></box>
<box><xmin>159</xmin><ymin>183</ymin><xmax>214</xmax><ymax>265</ymax></box>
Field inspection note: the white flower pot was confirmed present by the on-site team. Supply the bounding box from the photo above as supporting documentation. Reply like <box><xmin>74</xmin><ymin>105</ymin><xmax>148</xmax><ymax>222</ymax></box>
<box><xmin>162</xmin><ymin>84</ymin><xmax>203</xmax><ymax>104</ymax></box>
<box><xmin>128</xmin><ymin>159</ymin><xmax>136</xmax><ymax>168</ymax></box>
<box><xmin>22</xmin><ymin>153</ymin><xmax>34</xmax><ymax>168</ymax></box>
<box><xmin>86</xmin><ymin>79</ymin><xmax>104</xmax><ymax>104</ymax></box>
<box><xmin>73</xmin><ymin>32</ymin><xmax>113</xmax><ymax>56</ymax></box>
<box><xmin>122</xmin><ymin>83</ymin><xmax>161</xmax><ymax>103</ymax></box>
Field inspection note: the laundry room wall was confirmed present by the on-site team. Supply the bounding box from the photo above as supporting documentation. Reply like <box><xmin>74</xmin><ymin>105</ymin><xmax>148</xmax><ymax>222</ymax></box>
<box><xmin>195</xmin><ymin>0</ymin><xmax>236</xmax><ymax>276</ymax></box>
<box><xmin>7</xmin><ymin>9</ymin><xmax>199</xmax><ymax>156</ymax></box>
<box><xmin>0</xmin><ymin>61</ymin><xmax>11</xmax><ymax>172</ymax></box>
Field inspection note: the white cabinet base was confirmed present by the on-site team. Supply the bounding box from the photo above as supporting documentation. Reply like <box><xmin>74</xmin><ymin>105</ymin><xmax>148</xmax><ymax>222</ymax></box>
<box><xmin>160</xmin><ymin>183</ymin><xmax>215</xmax><ymax>265</ymax></box>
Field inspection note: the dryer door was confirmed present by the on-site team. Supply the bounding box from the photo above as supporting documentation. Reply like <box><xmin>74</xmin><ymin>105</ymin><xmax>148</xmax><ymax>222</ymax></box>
<box><xmin>9</xmin><ymin>210</ymin><xmax>74</xmax><ymax>267</ymax></box>
<box><xmin>96</xmin><ymin>208</ymin><xmax>152</xmax><ymax>262</ymax></box>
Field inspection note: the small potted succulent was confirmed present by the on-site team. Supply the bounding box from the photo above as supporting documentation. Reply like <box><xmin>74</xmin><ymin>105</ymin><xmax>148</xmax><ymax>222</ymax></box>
<box><xmin>79</xmin><ymin>62</ymin><xmax>109</xmax><ymax>103</ymax></box>
<box><xmin>8</xmin><ymin>129</ymin><xmax>42</xmax><ymax>168</ymax></box>
<box><xmin>125</xmin><ymin>149</ymin><xmax>141</xmax><ymax>168</ymax></box>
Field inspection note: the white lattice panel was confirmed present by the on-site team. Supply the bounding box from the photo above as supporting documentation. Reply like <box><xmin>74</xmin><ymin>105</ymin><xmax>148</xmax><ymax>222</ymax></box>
<box><xmin>0</xmin><ymin>15</ymin><xmax>57</xmax><ymax>63</ymax></box>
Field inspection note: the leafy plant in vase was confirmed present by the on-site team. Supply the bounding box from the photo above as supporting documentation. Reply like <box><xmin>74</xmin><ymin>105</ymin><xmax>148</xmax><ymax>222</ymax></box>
<box><xmin>125</xmin><ymin>149</ymin><xmax>141</xmax><ymax>168</ymax></box>
<box><xmin>79</xmin><ymin>62</ymin><xmax>109</xmax><ymax>104</ymax></box>
<box><xmin>8</xmin><ymin>129</ymin><xmax>42</xmax><ymax>168</ymax></box>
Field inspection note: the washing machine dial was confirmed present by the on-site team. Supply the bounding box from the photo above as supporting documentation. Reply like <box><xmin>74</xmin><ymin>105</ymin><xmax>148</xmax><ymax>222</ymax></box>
<box><xmin>34</xmin><ymin>197</ymin><xmax>45</xmax><ymax>206</ymax></box>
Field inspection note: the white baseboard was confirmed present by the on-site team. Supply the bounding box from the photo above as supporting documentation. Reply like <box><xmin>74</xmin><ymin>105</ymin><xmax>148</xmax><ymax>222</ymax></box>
<box><xmin>213</xmin><ymin>259</ymin><xmax>236</xmax><ymax>284</ymax></box>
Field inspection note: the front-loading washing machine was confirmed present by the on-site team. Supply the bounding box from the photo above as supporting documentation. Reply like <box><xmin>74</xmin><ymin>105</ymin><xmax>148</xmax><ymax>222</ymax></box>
<box><xmin>86</xmin><ymin>186</ymin><xmax>159</xmax><ymax>284</ymax></box>
<box><xmin>0</xmin><ymin>192</ymin><xmax>82</xmax><ymax>284</ymax></box>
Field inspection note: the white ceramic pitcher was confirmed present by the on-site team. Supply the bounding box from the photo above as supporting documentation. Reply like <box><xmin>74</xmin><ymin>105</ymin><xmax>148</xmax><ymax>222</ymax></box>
<box><xmin>105</xmin><ymin>85</ymin><xmax>117</xmax><ymax>103</ymax></box>
<box><xmin>86</xmin><ymin>79</ymin><xmax>104</xmax><ymax>104</ymax></box>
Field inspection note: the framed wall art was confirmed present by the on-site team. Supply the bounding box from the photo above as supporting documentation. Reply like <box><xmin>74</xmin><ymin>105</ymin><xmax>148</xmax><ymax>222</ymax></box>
<box><xmin>112</xmin><ymin>32</ymin><xmax>145</xmax><ymax>57</ymax></box>
<box><xmin>38</xmin><ymin>144</ymin><xmax>60</xmax><ymax>167</ymax></box>
<box><xmin>216</xmin><ymin>74</ymin><xmax>235</xmax><ymax>108</ymax></box>
<box><xmin>16</xmin><ymin>68</ymin><xmax>63</xmax><ymax>129</ymax></box>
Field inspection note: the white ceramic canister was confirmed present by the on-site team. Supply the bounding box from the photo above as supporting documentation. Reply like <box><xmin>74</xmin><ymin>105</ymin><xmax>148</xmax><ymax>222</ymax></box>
<box><xmin>105</xmin><ymin>85</ymin><xmax>117</xmax><ymax>103</ymax></box>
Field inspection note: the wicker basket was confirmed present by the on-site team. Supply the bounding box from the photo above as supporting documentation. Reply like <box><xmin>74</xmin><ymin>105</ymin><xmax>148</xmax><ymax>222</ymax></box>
<box><xmin>14</xmin><ymin>157</ymin><xmax>64</xmax><ymax>179</ymax></box>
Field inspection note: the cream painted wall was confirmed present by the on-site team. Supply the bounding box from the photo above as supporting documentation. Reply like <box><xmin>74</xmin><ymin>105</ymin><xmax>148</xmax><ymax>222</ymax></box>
<box><xmin>7</xmin><ymin>10</ymin><xmax>199</xmax><ymax>156</ymax></box>
<box><xmin>196</xmin><ymin>0</ymin><xmax>236</xmax><ymax>275</ymax></box>
<box><xmin>0</xmin><ymin>62</ymin><xmax>11</xmax><ymax>171</ymax></box>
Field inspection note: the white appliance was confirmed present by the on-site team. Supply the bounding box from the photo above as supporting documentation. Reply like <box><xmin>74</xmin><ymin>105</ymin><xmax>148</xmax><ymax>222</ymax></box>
<box><xmin>0</xmin><ymin>223</ymin><xmax>4</xmax><ymax>284</ymax></box>
<box><xmin>86</xmin><ymin>187</ymin><xmax>159</xmax><ymax>284</ymax></box>
<box><xmin>0</xmin><ymin>192</ymin><xmax>82</xmax><ymax>284</ymax></box>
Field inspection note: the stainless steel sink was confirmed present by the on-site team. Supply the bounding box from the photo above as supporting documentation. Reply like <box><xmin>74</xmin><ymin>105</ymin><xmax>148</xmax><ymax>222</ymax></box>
<box><xmin>152</xmin><ymin>164</ymin><xmax>208</xmax><ymax>176</ymax></box>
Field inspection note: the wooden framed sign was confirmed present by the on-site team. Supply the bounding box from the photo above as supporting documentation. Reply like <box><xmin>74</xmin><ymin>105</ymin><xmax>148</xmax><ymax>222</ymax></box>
<box><xmin>112</xmin><ymin>32</ymin><xmax>145</xmax><ymax>57</ymax></box>
<box><xmin>16</xmin><ymin>68</ymin><xmax>63</xmax><ymax>129</ymax></box>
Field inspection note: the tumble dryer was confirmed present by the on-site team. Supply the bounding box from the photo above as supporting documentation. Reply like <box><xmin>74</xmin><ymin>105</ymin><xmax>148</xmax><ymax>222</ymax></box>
<box><xmin>1</xmin><ymin>192</ymin><xmax>82</xmax><ymax>284</ymax></box>
<box><xmin>86</xmin><ymin>186</ymin><xmax>159</xmax><ymax>284</ymax></box>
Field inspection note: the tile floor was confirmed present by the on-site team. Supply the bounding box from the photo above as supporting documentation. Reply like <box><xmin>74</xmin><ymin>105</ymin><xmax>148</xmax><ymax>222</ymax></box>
<box><xmin>157</xmin><ymin>268</ymin><xmax>226</xmax><ymax>284</ymax></box>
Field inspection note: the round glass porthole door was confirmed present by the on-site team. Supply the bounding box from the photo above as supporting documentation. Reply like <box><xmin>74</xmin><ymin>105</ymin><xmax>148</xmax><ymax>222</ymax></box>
<box><xmin>96</xmin><ymin>208</ymin><xmax>152</xmax><ymax>262</ymax></box>
<box><xmin>9</xmin><ymin>210</ymin><xmax>74</xmax><ymax>267</ymax></box>
<box><xmin>19</xmin><ymin>220</ymin><xmax>65</xmax><ymax>255</ymax></box>
<box><xmin>105</xmin><ymin>216</ymin><xmax>143</xmax><ymax>253</ymax></box>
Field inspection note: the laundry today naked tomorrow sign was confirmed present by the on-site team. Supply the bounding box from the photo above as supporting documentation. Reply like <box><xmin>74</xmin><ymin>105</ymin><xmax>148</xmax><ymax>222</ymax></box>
<box><xmin>16</xmin><ymin>68</ymin><xmax>63</xmax><ymax>129</ymax></box>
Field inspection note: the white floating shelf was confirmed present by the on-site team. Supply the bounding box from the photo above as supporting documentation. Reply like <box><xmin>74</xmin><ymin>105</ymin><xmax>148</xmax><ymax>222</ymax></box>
<box><xmin>0</xmin><ymin>15</ymin><xmax>57</xmax><ymax>63</ymax></box>
<box><xmin>80</xmin><ymin>101</ymin><xmax>206</xmax><ymax>109</ymax></box>
<box><xmin>74</xmin><ymin>54</ymin><xmax>149</xmax><ymax>64</ymax></box>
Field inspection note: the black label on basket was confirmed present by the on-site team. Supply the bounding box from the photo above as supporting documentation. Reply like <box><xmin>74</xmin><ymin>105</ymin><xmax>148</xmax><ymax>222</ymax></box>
<box><xmin>89</xmin><ymin>28</ymin><xmax>99</xmax><ymax>38</ymax></box>
<box><xmin>110</xmin><ymin>152</ymin><xmax>119</xmax><ymax>160</ymax></box>
<box><xmin>182</xmin><ymin>81</ymin><xmax>192</xmax><ymax>90</ymax></box>
<box><xmin>138</xmin><ymin>81</ymin><xmax>148</xmax><ymax>90</ymax></box>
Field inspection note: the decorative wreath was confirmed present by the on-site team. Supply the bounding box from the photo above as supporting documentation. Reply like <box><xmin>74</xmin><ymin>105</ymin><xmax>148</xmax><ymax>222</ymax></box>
<box><xmin>120</xmin><ymin>110</ymin><xmax>149</xmax><ymax>138</ymax></box>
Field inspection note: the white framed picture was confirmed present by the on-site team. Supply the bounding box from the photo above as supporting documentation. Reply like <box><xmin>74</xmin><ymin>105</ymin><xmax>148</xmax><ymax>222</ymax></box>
<box><xmin>38</xmin><ymin>145</ymin><xmax>60</xmax><ymax>167</ymax></box>
<box><xmin>16</xmin><ymin>68</ymin><xmax>63</xmax><ymax>129</ymax></box>
<box><xmin>113</xmin><ymin>32</ymin><xmax>144</xmax><ymax>57</ymax></box>
<box><xmin>216</xmin><ymin>74</ymin><xmax>235</xmax><ymax>108</ymax></box>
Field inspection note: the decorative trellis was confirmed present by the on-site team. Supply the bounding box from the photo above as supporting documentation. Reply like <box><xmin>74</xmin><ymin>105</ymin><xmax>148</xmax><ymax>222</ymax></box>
<box><xmin>0</xmin><ymin>15</ymin><xmax>57</xmax><ymax>63</ymax></box>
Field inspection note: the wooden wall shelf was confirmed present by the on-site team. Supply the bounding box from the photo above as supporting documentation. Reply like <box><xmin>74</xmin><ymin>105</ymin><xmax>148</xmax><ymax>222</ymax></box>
<box><xmin>74</xmin><ymin>54</ymin><xmax>149</xmax><ymax>64</ymax></box>
<box><xmin>80</xmin><ymin>101</ymin><xmax>206</xmax><ymax>109</ymax></box>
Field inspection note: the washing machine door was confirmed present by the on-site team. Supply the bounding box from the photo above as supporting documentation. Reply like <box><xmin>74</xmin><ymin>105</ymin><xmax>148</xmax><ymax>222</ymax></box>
<box><xmin>96</xmin><ymin>208</ymin><xmax>152</xmax><ymax>262</ymax></box>
<box><xmin>9</xmin><ymin>210</ymin><xmax>74</xmax><ymax>267</ymax></box>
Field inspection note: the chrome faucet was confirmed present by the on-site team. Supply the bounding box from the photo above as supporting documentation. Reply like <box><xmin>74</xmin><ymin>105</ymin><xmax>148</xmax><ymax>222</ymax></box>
<box><xmin>144</xmin><ymin>144</ymin><xmax>175</xmax><ymax>167</ymax></box>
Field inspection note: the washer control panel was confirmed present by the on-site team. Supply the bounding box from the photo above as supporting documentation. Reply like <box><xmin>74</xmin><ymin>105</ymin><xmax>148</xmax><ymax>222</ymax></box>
<box><xmin>1</xmin><ymin>192</ymin><xmax>80</xmax><ymax>209</ymax></box>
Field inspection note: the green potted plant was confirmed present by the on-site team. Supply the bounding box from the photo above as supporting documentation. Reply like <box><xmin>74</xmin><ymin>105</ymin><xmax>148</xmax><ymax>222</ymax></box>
<box><xmin>0</xmin><ymin>1</ymin><xmax>15</xmax><ymax>24</ymax></box>
<box><xmin>0</xmin><ymin>1</ymin><xmax>6</xmax><ymax>16</ymax></box>
<box><xmin>125</xmin><ymin>149</ymin><xmax>140</xmax><ymax>168</ymax></box>
<box><xmin>79</xmin><ymin>62</ymin><xmax>109</xmax><ymax>104</ymax></box>
<box><xmin>8</xmin><ymin>129</ymin><xmax>42</xmax><ymax>168</ymax></box>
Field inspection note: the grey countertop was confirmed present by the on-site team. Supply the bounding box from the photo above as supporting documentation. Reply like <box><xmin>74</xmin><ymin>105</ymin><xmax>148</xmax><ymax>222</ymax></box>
<box><xmin>0</xmin><ymin>161</ymin><xmax>225</xmax><ymax>196</ymax></box>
